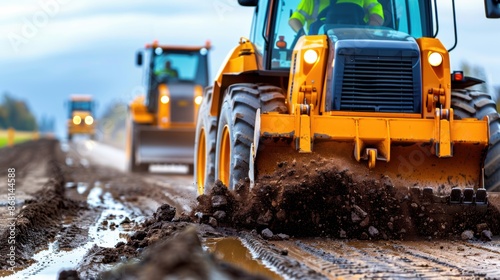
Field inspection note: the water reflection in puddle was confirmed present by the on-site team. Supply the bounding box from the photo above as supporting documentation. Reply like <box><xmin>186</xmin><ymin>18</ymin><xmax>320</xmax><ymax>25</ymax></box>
<box><xmin>204</xmin><ymin>237</ymin><xmax>282</xmax><ymax>280</ymax></box>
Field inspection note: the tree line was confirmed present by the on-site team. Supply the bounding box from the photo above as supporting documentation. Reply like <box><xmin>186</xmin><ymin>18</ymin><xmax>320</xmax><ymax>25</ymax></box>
<box><xmin>0</xmin><ymin>93</ymin><xmax>37</xmax><ymax>131</ymax></box>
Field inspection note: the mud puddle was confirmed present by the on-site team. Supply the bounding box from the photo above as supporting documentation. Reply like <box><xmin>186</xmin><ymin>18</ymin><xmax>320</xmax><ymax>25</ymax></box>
<box><xmin>204</xmin><ymin>237</ymin><xmax>282</xmax><ymax>280</ymax></box>
<box><xmin>3</xmin><ymin>182</ymin><xmax>140</xmax><ymax>279</ymax></box>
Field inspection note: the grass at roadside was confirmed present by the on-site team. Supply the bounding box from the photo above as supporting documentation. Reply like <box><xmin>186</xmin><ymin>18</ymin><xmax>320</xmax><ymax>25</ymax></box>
<box><xmin>0</xmin><ymin>130</ymin><xmax>36</xmax><ymax>147</ymax></box>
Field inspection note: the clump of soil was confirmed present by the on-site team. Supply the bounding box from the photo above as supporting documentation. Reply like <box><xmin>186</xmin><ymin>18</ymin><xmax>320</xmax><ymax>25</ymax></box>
<box><xmin>195</xmin><ymin>157</ymin><xmax>500</xmax><ymax>240</ymax></box>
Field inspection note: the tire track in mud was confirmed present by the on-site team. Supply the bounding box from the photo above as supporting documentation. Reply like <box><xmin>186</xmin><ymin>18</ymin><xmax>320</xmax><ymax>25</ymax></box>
<box><xmin>238</xmin><ymin>233</ymin><xmax>327</xmax><ymax>280</ymax></box>
<box><xmin>0</xmin><ymin>140</ymin><xmax>51</xmax><ymax>178</ymax></box>
<box><xmin>0</xmin><ymin>140</ymin><xmax>143</xmax><ymax>278</ymax></box>
<box><xmin>0</xmin><ymin>140</ymin><xmax>55</xmax><ymax>230</ymax></box>
<box><xmin>271</xmin><ymin>239</ymin><xmax>500</xmax><ymax>279</ymax></box>
<box><xmin>0</xmin><ymin>139</ymin><xmax>84</xmax><ymax>271</ymax></box>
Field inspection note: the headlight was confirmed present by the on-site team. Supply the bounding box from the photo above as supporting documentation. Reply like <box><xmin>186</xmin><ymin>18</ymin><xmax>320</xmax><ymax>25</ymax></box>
<box><xmin>428</xmin><ymin>52</ymin><xmax>443</xmax><ymax>67</ymax></box>
<box><xmin>85</xmin><ymin>116</ymin><xmax>94</xmax><ymax>125</ymax></box>
<box><xmin>161</xmin><ymin>95</ymin><xmax>170</xmax><ymax>104</ymax></box>
<box><xmin>194</xmin><ymin>96</ymin><xmax>203</xmax><ymax>105</ymax></box>
<box><xmin>73</xmin><ymin>116</ymin><xmax>81</xmax><ymax>125</ymax></box>
<box><xmin>304</xmin><ymin>49</ymin><xmax>318</xmax><ymax>64</ymax></box>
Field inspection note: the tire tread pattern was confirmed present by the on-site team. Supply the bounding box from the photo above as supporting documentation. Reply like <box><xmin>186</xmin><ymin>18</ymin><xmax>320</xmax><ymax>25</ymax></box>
<box><xmin>220</xmin><ymin>83</ymin><xmax>288</xmax><ymax>189</ymax></box>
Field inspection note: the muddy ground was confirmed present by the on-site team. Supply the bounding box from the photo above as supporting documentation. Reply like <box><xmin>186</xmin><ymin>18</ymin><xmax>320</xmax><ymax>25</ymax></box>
<box><xmin>196</xmin><ymin>156</ymin><xmax>500</xmax><ymax>240</ymax></box>
<box><xmin>1</xmin><ymin>139</ymin><xmax>500</xmax><ymax>279</ymax></box>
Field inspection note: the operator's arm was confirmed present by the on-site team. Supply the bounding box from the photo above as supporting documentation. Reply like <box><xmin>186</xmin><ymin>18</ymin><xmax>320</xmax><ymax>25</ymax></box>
<box><xmin>289</xmin><ymin>18</ymin><xmax>304</xmax><ymax>32</ymax></box>
<box><xmin>365</xmin><ymin>0</ymin><xmax>384</xmax><ymax>26</ymax></box>
<box><xmin>289</xmin><ymin>0</ymin><xmax>309</xmax><ymax>32</ymax></box>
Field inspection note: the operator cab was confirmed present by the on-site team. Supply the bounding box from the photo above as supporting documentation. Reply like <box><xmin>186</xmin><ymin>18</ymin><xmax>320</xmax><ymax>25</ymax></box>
<box><xmin>136</xmin><ymin>43</ymin><xmax>210</xmax><ymax>114</ymax></box>
<box><xmin>149</xmin><ymin>48</ymin><xmax>209</xmax><ymax>85</ymax></box>
<box><xmin>68</xmin><ymin>98</ymin><xmax>93</xmax><ymax>117</ymax></box>
<box><xmin>248</xmin><ymin>0</ymin><xmax>500</xmax><ymax>71</ymax></box>
<box><xmin>248</xmin><ymin>0</ymin><xmax>435</xmax><ymax>71</ymax></box>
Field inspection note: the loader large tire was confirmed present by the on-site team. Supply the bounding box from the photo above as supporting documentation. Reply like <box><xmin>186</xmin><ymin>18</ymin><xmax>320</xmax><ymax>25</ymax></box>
<box><xmin>127</xmin><ymin>122</ymin><xmax>149</xmax><ymax>173</ymax></box>
<box><xmin>194</xmin><ymin>87</ymin><xmax>217</xmax><ymax>195</ymax></box>
<box><xmin>215</xmin><ymin>83</ymin><xmax>288</xmax><ymax>189</ymax></box>
<box><xmin>451</xmin><ymin>89</ymin><xmax>500</xmax><ymax>191</ymax></box>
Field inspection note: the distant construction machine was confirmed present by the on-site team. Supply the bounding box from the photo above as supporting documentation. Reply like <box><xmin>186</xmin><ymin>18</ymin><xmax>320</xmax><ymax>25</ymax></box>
<box><xmin>127</xmin><ymin>41</ymin><xmax>211</xmax><ymax>172</ymax></box>
<box><xmin>67</xmin><ymin>94</ymin><xmax>95</xmax><ymax>141</ymax></box>
<box><xmin>194</xmin><ymin>0</ymin><xmax>500</xmax><ymax>199</ymax></box>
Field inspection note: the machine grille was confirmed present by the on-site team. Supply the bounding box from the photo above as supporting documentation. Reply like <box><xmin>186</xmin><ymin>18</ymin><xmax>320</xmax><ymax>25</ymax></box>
<box><xmin>337</xmin><ymin>54</ymin><xmax>418</xmax><ymax>113</ymax></box>
<box><xmin>171</xmin><ymin>96</ymin><xmax>194</xmax><ymax>123</ymax></box>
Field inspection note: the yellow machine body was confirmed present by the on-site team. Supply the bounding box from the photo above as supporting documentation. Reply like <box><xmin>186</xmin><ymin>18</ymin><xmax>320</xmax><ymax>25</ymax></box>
<box><xmin>127</xmin><ymin>42</ymin><xmax>210</xmax><ymax>172</ymax></box>
<box><xmin>203</xmin><ymin>35</ymin><xmax>489</xmax><ymax>192</ymax></box>
<box><xmin>195</xmin><ymin>0</ymin><xmax>500</xmax><ymax>195</ymax></box>
<box><xmin>255</xmin><ymin>36</ymin><xmax>489</xmax><ymax>190</ymax></box>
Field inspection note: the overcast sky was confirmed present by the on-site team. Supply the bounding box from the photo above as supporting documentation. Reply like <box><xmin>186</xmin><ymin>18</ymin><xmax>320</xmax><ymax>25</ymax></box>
<box><xmin>0</xmin><ymin>0</ymin><xmax>499</xmax><ymax>138</ymax></box>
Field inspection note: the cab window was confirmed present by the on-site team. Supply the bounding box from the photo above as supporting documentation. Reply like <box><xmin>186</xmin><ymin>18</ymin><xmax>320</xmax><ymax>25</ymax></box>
<box><xmin>269</xmin><ymin>0</ymin><xmax>430</xmax><ymax>70</ymax></box>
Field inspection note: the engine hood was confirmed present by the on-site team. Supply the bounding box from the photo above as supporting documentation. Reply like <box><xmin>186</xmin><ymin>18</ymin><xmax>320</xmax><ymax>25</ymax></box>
<box><xmin>326</xmin><ymin>27</ymin><xmax>416</xmax><ymax>43</ymax></box>
<box><xmin>324</xmin><ymin>27</ymin><xmax>422</xmax><ymax>113</ymax></box>
<box><xmin>166</xmin><ymin>82</ymin><xmax>197</xmax><ymax>99</ymax></box>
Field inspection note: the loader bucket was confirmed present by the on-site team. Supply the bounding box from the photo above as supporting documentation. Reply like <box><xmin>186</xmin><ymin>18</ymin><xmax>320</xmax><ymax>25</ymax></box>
<box><xmin>134</xmin><ymin>125</ymin><xmax>195</xmax><ymax>165</ymax></box>
<box><xmin>255</xmin><ymin>140</ymin><xmax>485</xmax><ymax>194</ymax></box>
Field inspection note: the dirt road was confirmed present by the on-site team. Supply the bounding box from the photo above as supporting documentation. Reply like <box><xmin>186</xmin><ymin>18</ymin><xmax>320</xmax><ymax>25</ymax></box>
<box><xmin>0</xmin><ymin>139</ymin><xmax>499</xmax><ymax>279</ymax></box>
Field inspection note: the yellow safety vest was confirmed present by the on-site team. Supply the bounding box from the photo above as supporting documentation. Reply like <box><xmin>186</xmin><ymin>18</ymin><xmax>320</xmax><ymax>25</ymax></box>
<box><xmin>290</xmin><ymin>0</ymin><xmax>384</xmax><ymax>31</ymax></box>
<box><xmin>155</xmin><ymin>68</ymin><xmax>178</xmax><ymax>78</ymax></box>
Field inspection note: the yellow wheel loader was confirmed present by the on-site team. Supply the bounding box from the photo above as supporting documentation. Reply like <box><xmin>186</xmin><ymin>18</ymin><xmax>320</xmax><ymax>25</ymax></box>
<box><xmin>127</xmin><ymin>41</ymin><xmax>210</xmax><ymax>173</ymax></box>
<box><xmin>67</xmin><ymin>94</ymin><xmax>95</xmax><ymax>141</ymax></box>
<box><xmin>195</xmin><ymin>0</ymin><xmax>500</xmax><ymax>200</ymax></box>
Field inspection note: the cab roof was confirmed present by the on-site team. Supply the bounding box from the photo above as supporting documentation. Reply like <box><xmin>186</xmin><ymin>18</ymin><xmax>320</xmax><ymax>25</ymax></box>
<box><xmin>70</xmin><ymin>94</ymin><xmax>93</xmax><ymax>101</ymax></box>
<box><xmin>144</xmin><ymin>40</ymin><xmax>211</xmax><ymax>51</ymax></box>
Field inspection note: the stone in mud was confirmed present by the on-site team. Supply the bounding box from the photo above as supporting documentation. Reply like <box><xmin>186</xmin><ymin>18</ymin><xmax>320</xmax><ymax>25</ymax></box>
<box><xmin>276</xmin><ymin>209</ymin><xmax>286</xmax><ymax>221</ymax></box>
<box><xmin>213</xmin><ymin>210</ymin><xmax>226</xmax><ymax>221</ymax></box>
<box><xmin>257</xmin><ymin>210</ymin><xmax>273</xmax><ymax>226</ymax></box>
<box><xmin>276</xmin><ymin>233</ymin><xmax>290</xmax><ymax>240</ymax></box>
<box><xmin>211</xmin><ymin>195</ymin><xmax>228</xmax><ymax>208</ymax></box>
<box><xmin>368</xmin><ymin>226</ymin><xmax>379</xmax><ymax>237</ymax></box>
<box><xmin>261</xmin><ymin>228</ymin><xmax>274</xmax><ymax>240</ymax></box>
<box><xmin>212</xmin><ymin>180</ymin><xmax>228</xmax><ymax>195</ymax></box>
<box><xmin>120</xmin><ymin>217</ymin><xmax>131</xmax><ymax>224</ymax></box>
<box><xmin>353</xmin><ymin>205</ymin><xmax>368</xmax><ymax>218</ymax></box>
<box><xmin>360</xmin><ymin>216</ymin><xmax>370</xmax><ymax>228</ymax></box>
<box><xmin>476</xmin><ymin>223</ymin><xmax>489</xmax><ymax>235</ymax></box>
<box><xmin>461</xmin><ymin>230</ymin><xmax>474</xmax><ymax>240</ymax></box>
<box><xmin>209</xmin><ymin>217</ymin><xmax>218</xmax><ymax>228</ymax></box>
<box><xmin>481</xmin><ymin>230</ymin><xmax>493</xmax><ymax>241</ymax></box>
<box><xmin>351</xmin><ymin>212</ymin><xmax>362</xmax><ymax>223</ymax></box>
<box><xmin>154</xmin><ymin>204</ymin><xmax>176</xmax><ymax>222</ymax></box>
<box><xmin>387</xmin><ymin>222</ymin><xmax>394</xmax><ymax>231</ymax></box>
<box><xmin>131</xmin><ymin>230</ymin><xmax>147</xmax><ymax>241</ymax></box>
<box><xmin>359</xmin><ymin>232</ymin><xmax>369</xmax><ymax>240</ymax></box>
